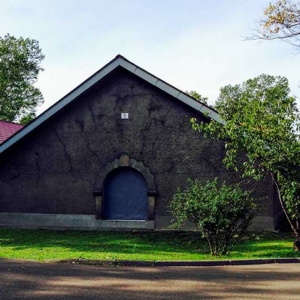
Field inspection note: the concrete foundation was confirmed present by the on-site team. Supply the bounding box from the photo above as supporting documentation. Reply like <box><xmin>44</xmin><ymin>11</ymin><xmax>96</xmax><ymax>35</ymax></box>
<box><xmin>0</xmin><ymin>213</ymin><xmax>154</xmax><ymax>230</ymax></box>
<box><xmin>155</xmin><ymin>216</ymin><xmax>275</xmax><ymax>231</ymax></box>
<box><xmin>0</xmin><ymin>213</ymin><xmax>274</xmax><ymax>231</ymax></box>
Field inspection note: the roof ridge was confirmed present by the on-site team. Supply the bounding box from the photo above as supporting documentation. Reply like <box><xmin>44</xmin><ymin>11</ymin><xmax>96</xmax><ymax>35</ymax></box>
<box><xmin>114</xmin><ymin>55</ymin><xmax>218</xmax><ymax>114</ymax></box>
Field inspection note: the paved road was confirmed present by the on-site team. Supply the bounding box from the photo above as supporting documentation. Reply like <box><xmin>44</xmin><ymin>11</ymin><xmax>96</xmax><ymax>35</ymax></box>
<box><xmin>0</xmin><ymin>259</ymin><xmax>299</xmax><ymax>299</ymax></box>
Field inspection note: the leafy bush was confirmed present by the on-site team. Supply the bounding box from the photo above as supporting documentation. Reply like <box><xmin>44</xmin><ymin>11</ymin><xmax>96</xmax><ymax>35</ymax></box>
<box><xmin>170</xmin><ymin>179</ymin><xmax>256</xmax><ymax>256</ymax></box>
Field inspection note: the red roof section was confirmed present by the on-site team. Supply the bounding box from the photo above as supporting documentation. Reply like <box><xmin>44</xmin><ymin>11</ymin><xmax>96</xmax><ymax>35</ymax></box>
<box><xmin>0</xmin><ymin>120</ymin><xmax>24</xmax><ymax>144</ymax></box>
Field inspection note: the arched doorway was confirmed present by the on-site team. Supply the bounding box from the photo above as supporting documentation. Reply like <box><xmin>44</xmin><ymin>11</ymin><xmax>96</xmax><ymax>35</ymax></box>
<box><xmin>103</xmin><ymin>167</ymin><xmax>148</xmax><ymax>220</ymax></box>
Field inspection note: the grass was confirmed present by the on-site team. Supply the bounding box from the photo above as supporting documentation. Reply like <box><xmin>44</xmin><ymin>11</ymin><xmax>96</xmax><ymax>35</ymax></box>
<box><xmin>0</xmin><ymin>229</ymin><xmax>299</xmax><ymax>262</ymax></box>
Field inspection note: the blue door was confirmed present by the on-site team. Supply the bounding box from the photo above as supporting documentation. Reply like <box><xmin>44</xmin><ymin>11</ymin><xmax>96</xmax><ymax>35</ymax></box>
<box><xmin>103</xmin><ymin>168</ymin><xmax>148</xmax><ymax>220</ymax></box>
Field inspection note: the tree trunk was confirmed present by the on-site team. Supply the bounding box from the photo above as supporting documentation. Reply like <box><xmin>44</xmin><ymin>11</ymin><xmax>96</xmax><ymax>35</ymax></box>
<box><xmin>271</xmin><ymin>173</ymin><xmax>299</xmax><ymax>251</ymax></box>
<box><xmin>294</xmin><ymin>219</ymin><xmax>300</xmax><ymax>251</ymax></box>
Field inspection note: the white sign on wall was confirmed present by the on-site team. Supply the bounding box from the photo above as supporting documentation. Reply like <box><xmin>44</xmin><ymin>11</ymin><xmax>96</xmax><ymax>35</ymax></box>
<box><xmin>121</xmin><ymin>113</ymin><xmax>129</xmax><ymax>119</ymax></box>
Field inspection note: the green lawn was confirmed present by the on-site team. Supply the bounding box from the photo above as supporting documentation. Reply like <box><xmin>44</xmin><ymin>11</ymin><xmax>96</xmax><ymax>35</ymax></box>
<box><xmin>0</xmin><ymin>229</ymin><xmax>298</xmax><ymax>262</ymax></box>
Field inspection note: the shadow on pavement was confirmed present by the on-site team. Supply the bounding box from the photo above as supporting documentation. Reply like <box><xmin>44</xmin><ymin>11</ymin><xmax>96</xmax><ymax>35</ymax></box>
<box><xmin>0</xmin><ymin>259</ymin><xmax>299</xmax><ymax>300</ymax></box>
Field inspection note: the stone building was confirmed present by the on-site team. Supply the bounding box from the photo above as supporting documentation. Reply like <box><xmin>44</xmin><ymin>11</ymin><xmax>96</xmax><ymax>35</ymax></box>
<box><xmin>0</xmin><ymin>55</ymin><xmax>278</xmax><ymax>230</ymax></box>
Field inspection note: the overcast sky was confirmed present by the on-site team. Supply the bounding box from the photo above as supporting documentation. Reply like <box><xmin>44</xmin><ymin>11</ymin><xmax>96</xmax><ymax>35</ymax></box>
<box><xmin>1</xmin><ymin>0</ymin><xmax>300</xmax><ymax>113</ymax></box>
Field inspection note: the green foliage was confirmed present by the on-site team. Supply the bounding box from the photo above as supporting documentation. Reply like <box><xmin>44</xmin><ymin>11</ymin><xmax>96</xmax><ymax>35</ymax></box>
<box><xmin>170</xmin><ymin>178</ymin><xmax>256</xmax><ymax>256</ymax></box>
<box><xmin>192</xmin><ymin>74</ymin><xmax>300</xmax><ymax>238</ymax></box>
<box><xmin>0</xmin><ymin>34</ymin><xmax>44</xmax><ymax>124</ymax></box>
<box><xmin>186</xmin><ymin>90</ymin><xmax>208</xmax><ymax>104</ymax></box>
<box><xmin>19</xmin><ymin>113</ymin><xmax>35</xmax><ymax>125</ymax></box>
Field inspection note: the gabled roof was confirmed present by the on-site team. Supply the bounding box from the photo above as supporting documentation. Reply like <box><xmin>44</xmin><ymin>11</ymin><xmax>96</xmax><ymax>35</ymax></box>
<box><xmin>0</xmin><ymin>55</ymin><xmax>223</xmax><ymax>155</ymax></box>
<box><xmin>0</xmin><ymin>120</ymin><xmax>23</xmax><ymax>144</ymax></box>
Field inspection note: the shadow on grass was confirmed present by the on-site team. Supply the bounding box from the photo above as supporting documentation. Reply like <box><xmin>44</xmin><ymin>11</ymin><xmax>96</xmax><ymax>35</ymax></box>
<box><xmin>0</xmin><ymin>229</ymin><xmax>211</xmax><ymax>259</ymax></box>
<box><xmin>0</xmin><ymin>229</ymin><xmax>299</xmax><ymax>260</ymax></box>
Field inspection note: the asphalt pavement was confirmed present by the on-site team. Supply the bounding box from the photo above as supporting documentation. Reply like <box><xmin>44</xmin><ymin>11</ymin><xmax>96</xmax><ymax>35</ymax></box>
<box><xmin>0</xmin><ymin>259</ymin><xmax>299</xmax><ymax>299</ymax></box>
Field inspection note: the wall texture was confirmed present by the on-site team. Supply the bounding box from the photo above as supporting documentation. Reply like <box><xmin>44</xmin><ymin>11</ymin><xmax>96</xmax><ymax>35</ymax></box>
<box><xmin>0</xmin><ymin>67</ymin><xmax>275</xmax><ymax>229</ymax></box>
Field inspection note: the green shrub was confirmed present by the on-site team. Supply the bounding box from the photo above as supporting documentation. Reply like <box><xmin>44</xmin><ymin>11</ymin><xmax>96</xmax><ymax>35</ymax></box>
<box><xmin>170</xmin><ymin>179</ymin><xmax>256</xmax><ymax>256</ymax></box>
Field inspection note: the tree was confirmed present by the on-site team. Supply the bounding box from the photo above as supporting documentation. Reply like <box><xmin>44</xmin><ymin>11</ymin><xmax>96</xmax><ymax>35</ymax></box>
<box><xmin>186</xmin><ymin>90</ymin><xmax>208</xmax><ymax>104</ymax></box>
<box><xmin>0</xmin><ymin>34</ymin><xmax>44</xmax><ymax>124</ymax></box>
<box><xmin>170</xmin><ymin>178</ymin><xmax>256</xmax><ymax>256</ymax></box>
<box><xmin>252</xmin><ymin>0</ymin><xmax>300</xmax><ymax>49</ymax></box>
<box><xmin>191</xmin><ymin>74</ymin><xmax>300</xmax><ymax>250</ymax></box>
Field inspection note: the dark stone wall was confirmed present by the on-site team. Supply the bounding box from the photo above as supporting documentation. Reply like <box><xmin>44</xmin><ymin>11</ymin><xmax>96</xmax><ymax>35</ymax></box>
<box><xmin>0</xmin><ymin>67</ymin><xmax>274</xmax><ymax>220</ymax></box>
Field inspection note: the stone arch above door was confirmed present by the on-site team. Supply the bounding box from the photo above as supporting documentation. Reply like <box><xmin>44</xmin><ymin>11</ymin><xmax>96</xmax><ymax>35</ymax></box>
<box><xmin>93</xmin><ymin>154</ymin><xmax>157</xmax><ymax>220</ymax></box>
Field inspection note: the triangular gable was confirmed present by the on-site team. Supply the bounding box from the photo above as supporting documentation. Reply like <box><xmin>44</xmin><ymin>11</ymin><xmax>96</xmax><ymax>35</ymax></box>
<box><xmin>0</xmin><ymin>55</ymin><xmax>223</xmax><ymax>154</ymax></box>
